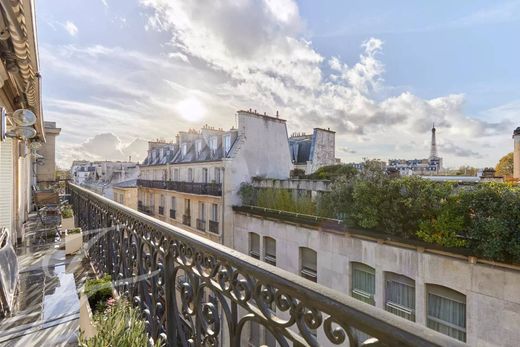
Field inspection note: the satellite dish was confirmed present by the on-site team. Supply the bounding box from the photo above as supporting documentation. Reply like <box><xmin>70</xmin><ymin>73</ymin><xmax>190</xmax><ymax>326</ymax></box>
<box><xmin>12</xmin><ymin>109</ymin><xmax>36</xmax><ymax>126</ymax></box>
<box><xmin>13</xmin><ymin>126</ymin><xmax>37</xmax><ymax>140</ymax></box>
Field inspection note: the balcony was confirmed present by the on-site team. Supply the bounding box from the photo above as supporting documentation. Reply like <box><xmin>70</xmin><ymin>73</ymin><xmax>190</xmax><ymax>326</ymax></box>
<box><xmin>137</xmin><ymin>179</ymin><xmax>222</xmax><ymax>196</ymax></box>
<box><xmin>169</xmin><ymin>209</ymin><xmax>176</xmax><ymax>219</ymax></box>
<box><xmin>209</xmin><ymin>220</ymin><xmax>219</xmax><ymax>234</ymax></box>
<box><xmin>196</xmin><ymin>218</ymin><xmax>206</xmax><ymax>232</ymax></box>
<box><xmin>66</xmin><ymin>183</ymin><xmax>465</xmax><ymax>347</ymax></box>
<box><xmin>182</xmin><ymin>214</ymin><xmax>191</xmax><ymax>226</ymax></box>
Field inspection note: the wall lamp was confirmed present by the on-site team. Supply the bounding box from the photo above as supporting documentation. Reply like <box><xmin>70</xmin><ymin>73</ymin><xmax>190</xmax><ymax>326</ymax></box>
<box><xmin>0</xmin><ymin>106</ymin><xmax>37</xmax><ymax>141</ymax></box>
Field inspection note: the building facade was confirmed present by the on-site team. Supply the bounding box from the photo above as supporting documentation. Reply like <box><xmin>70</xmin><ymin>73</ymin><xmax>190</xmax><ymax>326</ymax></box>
<box><xmin>112</xmin><ymin>179</ymin><xmax>138</xmax><ymax>210</ymax></box>
<box><xmin>137</xmin><ymin>110</ymin><xmax>292</xmax><ymax>247</ymax></box>
<box><xmin>0</xmin><ymin>0</ymin><xmax>48</xmax><ymax>314</ymax></box>
<box><xmin>233</xmin><ymin>210</ymin><xmax>520</xmax><ymax>346</ymax></box>
<box><xmin>289</xmin><ymin>128</ymin><xmax>336</xmax><ymax>175</ymax></box>
<box><xmin>35</xmin><ymin>121</ymin><xmax>61</xmax><ymax>187</ymax></box>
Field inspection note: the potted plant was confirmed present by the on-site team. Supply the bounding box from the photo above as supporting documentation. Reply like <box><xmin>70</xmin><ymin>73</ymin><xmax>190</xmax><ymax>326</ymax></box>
<box><xmin>80</xmin><ymin>275</ymin><xmax>113</xmax><ymax>339</ymax></box>
<box><xmin>65</xmin><ymin>227</ymin><xmax>82</xmax><ymax>255</ymax></box>
<box><xmin>61</xmin><ymin>205</ymin><xmax>75</xmax><ymax>230</ymax></box>
<box><xmin>79</xmin><ymin>298</ymin><xmax>162</xmax><ymax>346</ymax></box>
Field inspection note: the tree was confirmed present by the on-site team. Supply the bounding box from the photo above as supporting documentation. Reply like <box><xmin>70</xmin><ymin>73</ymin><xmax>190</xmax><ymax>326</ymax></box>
<box><xmin>495</xmin><ymin>152</ymin><xmax>514</xmax><ymax>177</ymax></box>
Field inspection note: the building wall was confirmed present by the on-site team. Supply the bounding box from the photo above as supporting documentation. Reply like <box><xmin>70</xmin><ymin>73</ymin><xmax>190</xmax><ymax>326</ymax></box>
<box><xmin>222</xmin><ymin>111</ymin><xmax>293</xmax><ymax>248</ymax></box>
<box><xmin>112</xmin><ymin>187</ymin><xmax>138</xmax><ymax>210</ymax></box>
<box><xmin>138</xmin><ymin>187</ymin><xmax>222</xmax><ymax>244</ymax></box>
<box><xmin>514</xmin><ymin>132</ymin><xmax>520</xmax><ymax>179</ymax></box>
<box><xmin>36</xmin><ymin>122</ymin><xmax>61</xmax><ymax>183</ymax></box>
<box><xmin>309</xmin><ymin>128</ymin><xmax>335</xmax><ymax>173</ymax></box>
<box><xmin>233</xmin><ymin>212</ymin><xmax>520</xmax><ymax>347</ymax></box>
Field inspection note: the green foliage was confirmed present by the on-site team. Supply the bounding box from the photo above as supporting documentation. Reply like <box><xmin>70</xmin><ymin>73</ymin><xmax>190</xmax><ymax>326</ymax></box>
<box><xmin>61</xmin><ymin>206</ymin><xmax>74</xmax><ymax>218</ymax></box>
<box><xmin>68</xmin><ymin>227</ymin><xmax>82</xmax><ymax>234</ymax></box>
<box><xmin>238</xmin><ymin>183</ymin><xmax>257</xmax><ymax>206</ymax></box>
<box><xmin>459</xmin><ymin>183</ymin><xmax>520</xmax><ymax>262</ymax></box>
<box><xmin>305</xmin><ymin>164</ymin><xmax>358</xmax><ymax>181</ymax></box>
<box><xmin>495</xmin><ymin>152</ymin><xmax>514</xmax><ymax>177</ymax></box>
<box><xmin>79</xmin><ymin>299</ymin><xmax>163</xmax><ymax>347</ymax></box>
<box><xmin>257</xmin><ymin>188</ymin><xmax>316</xmax><ymax>215</ymax></box>
<box><xmin>84</xmin><ymin>275</ymin><xmax>113</xmax><ymax>314</ymax></box>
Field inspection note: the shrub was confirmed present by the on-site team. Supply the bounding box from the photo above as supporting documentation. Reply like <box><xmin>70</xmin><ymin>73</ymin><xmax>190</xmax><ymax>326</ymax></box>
<box><xmin>61</xmin><ymin>206</ymin><xmax>74</xmax><ymax>218</ymax></box>
<box><xmin>305</xmin><ymin>164</ymin><xmax>358</xmax><ymax>181</ymax></box>
<box><xmin>84</xmin><ymin>275</ymin><xmax>113</xmax><ymax>314</ymax></box>
<box><xmin>79</xmin><ymin>299</ymin><xmax>163</xmax><ymax>347</ymax></box>
<box><xmin>68</xmin><ymin>227</ymin><xmax>82</xmax><ymax>234</ymax></box>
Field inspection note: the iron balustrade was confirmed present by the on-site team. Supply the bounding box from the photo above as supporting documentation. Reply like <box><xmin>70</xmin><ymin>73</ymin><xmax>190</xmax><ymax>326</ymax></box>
<box><xmin>137</xmin><ymin>179</ymin><xmax>222</xmax><ymax>196</ymax></box>
<box><xmin>196</xmin><ymin>219</ymin><xmax>206</xmax><ymax>232</ymax></box>
<box><xmin>169</xmin><ymin>209</ymin><xmax>176</xmax><ymax>219</ymax></box>
<box><xmin>159</xmin><ymin>206</ymin><xmax>165</xmax><ymax>215</ymax></box>
<box><xmin>208</xmin><ymin>220</ymin><xmax>219</xmax><ymax>234</ymax></box>
<box><xmin>182</xmin><ymin>214</ymin><xmax>191</xmax><ymax>227</ymax></box>
<box><xmin>68</xmin><ymin>182</ymin><xmax>465</xmax><ymax>347</ymax></box>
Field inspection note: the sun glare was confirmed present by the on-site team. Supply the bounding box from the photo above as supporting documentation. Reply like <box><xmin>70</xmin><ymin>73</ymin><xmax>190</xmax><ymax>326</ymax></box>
<box><xmin>175</xmin><ymin>97</ymin><xmax>207</xmax><ymax>122</ymax></box>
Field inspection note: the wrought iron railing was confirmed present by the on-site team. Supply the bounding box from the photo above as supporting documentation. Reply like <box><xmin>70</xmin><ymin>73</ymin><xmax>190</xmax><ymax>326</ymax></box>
<box><xmin>68</xmin><ymin>182</ymin><xmax>465</xmax><ymax>347</ymax></box>
<box><xmin>182</xmin><ymin>214</ymin><xmax>191</xmax><ymax>227</ymax></box>
<box><xmin>137</xmin><ymin>179</ymin><xmax>222</xmax><ymax>196</ymax></box>
<box><xmin>208</xmin><ymin>220</ymin><xmax>219</xmax><ymax>234</ymax></box>
<box><xmin>196</xmin><ymin>219</ymin><xmax>206</xmax><ymax>232</ymax></box>
<box><xmin>169</xmin><ymin>209</ymin><xmax>176</xmax><ymax>219</ymax></box>
<box><xmin>159</xmin><ymin>206</ymin><xmax>165</xmax><ymax>215</ymax></box>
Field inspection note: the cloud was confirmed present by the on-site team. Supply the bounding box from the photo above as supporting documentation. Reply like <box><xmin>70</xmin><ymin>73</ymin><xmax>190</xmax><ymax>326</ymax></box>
<box><xmin>41</xmin><ymin>0</ymin><xmax>516</xmax><ymax>168</ymax></box>
<box><xmin>439</xmin><ymin>142</ymin><xmax>482</xmax><ymax>159</ymax></box>
<box><xmin>57</xmin><ymin>133</ymin><xmax>148</xmax><ymax>168</ymax></box>
<box><xmin>64</xmin><ymin>21</ymin><xmax>78</xmax><ymax>36</ymax></box>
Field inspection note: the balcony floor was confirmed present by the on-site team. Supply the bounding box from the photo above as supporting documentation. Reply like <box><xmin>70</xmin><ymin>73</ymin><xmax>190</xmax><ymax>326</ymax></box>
<box><xmin>0</xmin><ymin>214</ymin><xmax>93</xmax><ymax>346</ymax></box>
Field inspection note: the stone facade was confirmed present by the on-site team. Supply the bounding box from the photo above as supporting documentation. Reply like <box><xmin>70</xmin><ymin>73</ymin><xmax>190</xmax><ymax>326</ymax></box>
<box><xmin>35</xmin><ymin>122</ymin><xmax>61</xmax><ymax>185</ymax></box>
<box><xmin>138</xmin><ymin>110</ymin><xmax>293</xmax><ymax>247</ymax></box>
<box><xmin>289</xmin><ymin>128</ymin><xmax>336</xmax><ymax>174</ymax></box>
<box><xmin>233</xmin><ymin>212</ymin><xmax>520</xmax><ymax>346</ymax></box>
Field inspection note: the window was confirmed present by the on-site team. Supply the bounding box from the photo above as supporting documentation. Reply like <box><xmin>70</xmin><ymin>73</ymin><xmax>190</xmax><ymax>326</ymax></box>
<box><xmin>188</xmin><ymin>168</ymin><xmax>193</xmax><ymax>182</ymax></box>
<box><xmin>249</xmin><ymin>233</ymin><xmax>260</xmax><ymax>259</ymax></box>
<box><xmin>184</xmin><ymin>199</ymin><xmax>191</xmax><ymax>215</ymax></box>
<box><xmin>196</xmin><ymin>140</ymin><xmax>202</xmax><ymax>155</ymax></box>
<box><xmin>264</xmin><ymin>237</ymin><xmax>276</xmax><ymax>266</ymax></box>
<box><xmin>210</xmin><ymin>204</ymin><xmax>218</xmax><ymax>221</ymax></box>
<box><xmin>199</xmin><ymin>202</ymin><xmax>205</xmax><ymax>220</ymax></box>
<box><xmin>300</xmin><ymin>247</ymin><xmax>317</xmax><ymax>282</ymax></box>
<box><xmin>160</xmin><ymin>195</ymin><xmax>165</xmax><ymax>207</ymax></box>
<box><xmin>214</xmin><ymin>167</ymin><xmax>221</xmax><ymax>183</ymax></box>
<box><xmin>174</xmin><ymin>168</ymin><xmax>180</xmax><ymax>181</ymax></box>
<box><xmin>202</xmin><ymin>168</ymin><xmax>208</xmax><ymax>183</ymax></box>
<box><xmin>181</xmin><ymin>143</ymin><xmax>187</xmax><ymax>157</ymax></box>
<box><xmin>224</xmin><ymin>135</ymin><xmax>231</xmax><ymax>154</ymax></box>
<box><xmin>426</xmin><ymin>285</ymin><xmax>466</xmax><ymax>342</ymax></box>
<box><xmin>210</xmin><ymin>136</ymin><xmax>217</xmax><ymax>151</ymax></box>
<box><xmin>351</xmin><ymin>263</ymin><xmax>375</xmax><ymax>305</ymax></box>
<box><xmin>385</xmin><ymin>272</ymin><xmax>415</xmax><ymax>321</ymax></box>
<box><xmin>171</xmin><ymin>196</ymin><xmax>176</xmax><ymax>210</ymax></box>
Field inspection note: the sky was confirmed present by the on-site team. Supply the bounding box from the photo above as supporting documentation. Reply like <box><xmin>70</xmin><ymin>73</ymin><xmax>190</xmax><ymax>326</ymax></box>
<box><xmin>36</xmin><ymin>0</ymin><xmax>520</xmax><ymax>168</ymax></box>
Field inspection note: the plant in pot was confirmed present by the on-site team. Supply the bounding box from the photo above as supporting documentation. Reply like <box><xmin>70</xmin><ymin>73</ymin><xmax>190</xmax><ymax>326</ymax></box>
<box><xmin>80</xmin><ymin>275</ymin><xmax>114</xmax><ymax>339</ymax></box>
<box><xmin>65</xmin><ymin>227</ymin><xmax>82</xmax><ymax>255</ymax></box>
<box><xmin>79</xmin><ymin>298</ymin><xmax>163</xmax><ymax>346</ymax></box>
<box><xmin>61</xmin><ymin>205</ymin><xmax>75</xmax><ymax>230</ymax></box>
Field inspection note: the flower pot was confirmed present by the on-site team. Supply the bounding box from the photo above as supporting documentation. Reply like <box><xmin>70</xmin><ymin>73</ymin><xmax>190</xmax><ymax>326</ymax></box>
<box><xmin>65</xmin><ymin>230</ymin><xmax>82</xmax><ymax>255</ymax></box>
<box><xmin>62</xmin><ymin>216</ymin><xmax>75</xmax><ymax>230</ymax></box>
<box><xmin>79</xmin><ymin>292</ymin><xmax>97</xmax><ymax>339</ymax></box>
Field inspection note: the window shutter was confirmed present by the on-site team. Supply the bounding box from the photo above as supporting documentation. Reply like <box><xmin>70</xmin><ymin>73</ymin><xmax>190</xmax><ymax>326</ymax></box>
<box><xmin>0</xmin><ymin>139</ymin><xmax>13</xmax><ymax>233</ymax></box>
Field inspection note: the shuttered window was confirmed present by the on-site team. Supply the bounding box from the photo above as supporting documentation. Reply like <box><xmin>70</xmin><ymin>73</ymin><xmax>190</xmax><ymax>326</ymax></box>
<box><xmin>0</xmin><ymin>139</ymin><xmax>13</xmax><ymax>233</ymax></box>
<box><xmin>351</xmin><ymin>262</ymin><xmax>375</xmax><ymax>305</ymax></box>
<box><xmin>385</xmin><ymin>272</ymin><xmax>415</xmax><ymax>321</ymax></box>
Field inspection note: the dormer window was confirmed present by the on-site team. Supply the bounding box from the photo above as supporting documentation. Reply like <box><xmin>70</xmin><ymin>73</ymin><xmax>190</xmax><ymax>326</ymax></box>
<box><xmin>196</xmin><ymin>140</ymin><xmax>202</xmax><ymax>156</ymax></box>
<box><xmin>181</xmin><ymin>143</ymin><xmax>187</xmax><ymax>157</ymax></box>
<box><xmin>210</xmin><ymin>137</ymin><xmax>217</xmax><ymax>152</ymax></box>
<box><xmin>224</xmin><ymin>135</ymin><xmax>231</xmax><ymax>154</ymax></box>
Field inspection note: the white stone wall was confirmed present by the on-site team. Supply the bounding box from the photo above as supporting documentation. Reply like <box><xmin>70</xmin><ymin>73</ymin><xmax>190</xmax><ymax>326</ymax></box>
<box><xmin>222</xmin><ymin>111</ymin><xmax>293</xmax><ymax>248</ymax></box>
<box><xmin>233</xmin><ymin>212</ymin><xmax>520</xmax><ymax>347</ymax></box>
<box><xmin>309</xmin><ymin>129</ymin><xmax>335</xmax><ymax>173</ymax></box>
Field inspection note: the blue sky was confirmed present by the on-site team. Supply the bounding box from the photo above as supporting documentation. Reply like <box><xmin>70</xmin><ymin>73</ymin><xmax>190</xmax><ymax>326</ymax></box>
<box><xmin>37</xmin><ymin>0</ymin><xmax>519</xmax><ymax>168</ymax></box>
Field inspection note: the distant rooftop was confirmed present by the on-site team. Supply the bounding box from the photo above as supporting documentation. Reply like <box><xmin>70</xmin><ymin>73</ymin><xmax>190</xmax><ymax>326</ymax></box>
<box><xmin>112</xmin><ymin>179</ymin><xmax>138</xmax><ymax>188</ymax></box>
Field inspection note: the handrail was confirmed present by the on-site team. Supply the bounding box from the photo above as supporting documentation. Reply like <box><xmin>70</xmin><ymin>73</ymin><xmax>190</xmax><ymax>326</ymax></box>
<box><xmin>137</xmin><ymin>179</ymin><xmax>222</xmax><ymax>196</ymax></box>
<box><xmin>68</xmin><ymin>182</ymin><xmax>466</xmax><ymax>347</ymax></box>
